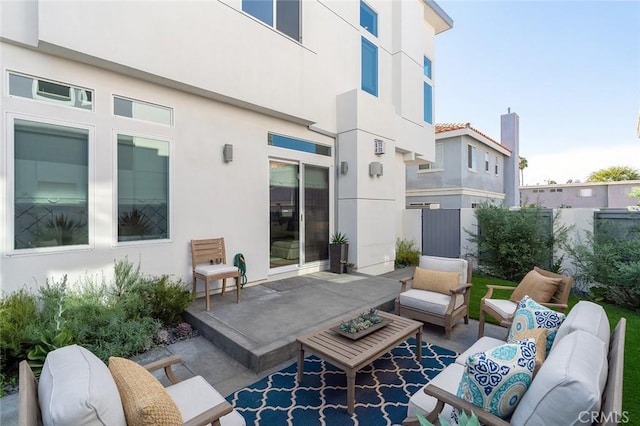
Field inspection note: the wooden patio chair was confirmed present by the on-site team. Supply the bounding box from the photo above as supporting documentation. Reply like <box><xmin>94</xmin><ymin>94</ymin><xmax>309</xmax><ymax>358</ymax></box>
<box><xmin>191</xmin><ymin>238</ymin><xmax>241</xmax><ymax>311</ymax></box>
<box><xmin>478</xmin><ymin>266</ymin><xmax>574</xmax><ymax>338</ymax></box>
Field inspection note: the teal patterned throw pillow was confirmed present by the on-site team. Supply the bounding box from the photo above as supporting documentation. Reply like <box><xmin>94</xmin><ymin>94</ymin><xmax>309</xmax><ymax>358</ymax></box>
<box><xmin>508</xmin><ymin>295</ymin><xmax>566</xmax><ymax>354</ymax></box>
<box><xmin>455</xmin><ymin>339</ymin><xmax>536</xmax><ymax>419</ymax></box>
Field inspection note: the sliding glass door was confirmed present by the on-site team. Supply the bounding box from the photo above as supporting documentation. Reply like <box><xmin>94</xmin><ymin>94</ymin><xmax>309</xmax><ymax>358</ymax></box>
<box><xmin>269</xmin><ymin>161</ymin><xmax>329</xmax><ymax>268</ymax></box>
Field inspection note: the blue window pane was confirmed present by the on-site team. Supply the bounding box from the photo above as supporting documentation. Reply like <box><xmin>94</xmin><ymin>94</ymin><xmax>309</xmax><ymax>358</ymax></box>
<box><xmin>276</xmin><ymin>0</ymin><xmax>300</xmax><ymax>41</ymax></box>
<box><xmin>424</xmin><ymin>56</ymin><xmax>432</xmax><ymax>79</ymax></box>
<box><xmin>361</xmin><ymin>37</ymin><xmax>378</xmax><ymax>97</ymax></box>
<box><xmin>360</xmin><ymin>1</ymin><xmax>378</xmax><ymax>37</ymax></box>
<box><xmin>243</xmin><ymin>0</ymin><xmax>273</xmax><ymax>26</ymax></box>
<box><xmin>423</xmin><ymin>83</ymin><xmax>433</xmax><ymax>124</ymax></box>
<box><xmin>269</xmin><ymin>134</ymin><xmax>331</xmax><ymax>156</ymax></box>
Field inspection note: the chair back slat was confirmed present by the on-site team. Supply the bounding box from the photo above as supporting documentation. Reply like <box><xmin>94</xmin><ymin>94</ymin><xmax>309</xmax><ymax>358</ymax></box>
<box><xmin>191</xmin><ymin>238</ymin><xmax>227</xmax><ymax>268</ymax></box>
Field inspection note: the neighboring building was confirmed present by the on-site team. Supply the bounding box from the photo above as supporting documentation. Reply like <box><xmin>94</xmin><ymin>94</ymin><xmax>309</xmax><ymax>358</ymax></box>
<box><xmin>0</xmin><ymin>1</ymin><xmax>453</xmax><ymax>293</ymax></box>
<box><xmin>520</xmin><ymin>181</ymin><xmax>640</xmax><ymax>209</ymax></box>
<box><xmin>406</xmin><ymin>111</ymin><xmax>519</xmax><ymax>209</ymax></box>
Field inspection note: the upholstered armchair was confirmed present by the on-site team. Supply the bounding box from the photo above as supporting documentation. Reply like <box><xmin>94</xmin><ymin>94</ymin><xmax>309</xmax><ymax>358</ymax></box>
<box><xmin>478</xmin><ymin>266</ymin><xmax>574</xmax><ymax>338</ymax></box>
<box><xmin>396</xmin><ymin>256</ymin><xmax>473</xmax><ymax>338</ymax></box>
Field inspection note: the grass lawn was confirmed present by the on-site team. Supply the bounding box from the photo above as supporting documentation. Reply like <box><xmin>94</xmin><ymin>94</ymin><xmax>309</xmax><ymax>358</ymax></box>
<box><xmin>468</xmin><ymin>274</ymin><xmax>639</xmax><ymax>425</ymax></box>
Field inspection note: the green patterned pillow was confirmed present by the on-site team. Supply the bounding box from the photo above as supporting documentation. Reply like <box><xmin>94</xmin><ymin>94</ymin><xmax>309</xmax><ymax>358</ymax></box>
<box><xmin>455</xmin><ymin>339</ymin><xmax>536</xmax><ymax>419</ymax></box>
<box><xmin>508</xmin><ymin>295</ymin><xmax>566</xmax><ymax>354</ymax></box>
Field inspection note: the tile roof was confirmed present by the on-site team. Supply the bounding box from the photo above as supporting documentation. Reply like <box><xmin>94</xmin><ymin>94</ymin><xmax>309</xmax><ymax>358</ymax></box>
<box><xmin>435</xmin><ymin>122</ymin><xmax>511</xmax><ymax>153</ymax></box>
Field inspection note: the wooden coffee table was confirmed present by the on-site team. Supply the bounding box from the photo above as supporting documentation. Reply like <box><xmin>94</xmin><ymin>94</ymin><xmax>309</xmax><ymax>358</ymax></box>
<box><xmin>296</xmin><ymin>311</ymin><xmax>423</xmax><ymax>414</ymax></box>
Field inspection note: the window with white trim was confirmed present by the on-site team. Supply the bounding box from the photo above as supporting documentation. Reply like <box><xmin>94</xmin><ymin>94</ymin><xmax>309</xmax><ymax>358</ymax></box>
<box><xmin>485</xmin><ymin>152</ymin><xmax>490</xmax><ymax>172</ymax></box>
<box><xmin>361</xmin><ymin>37</ymin><xmax>378</xmax><ymax>97</ymax></box>
<box><xmin>9</xmin><ymin>72</ymin><xmax>93</xmax><ymax>111</ymax></box>
<box><xmin>13</xmin><ymin>118</ymin><xmax>90</xmax><ymax>249</ymax></box>
<box><xmin>117</xmin><ymin>134</ymin><xmax>170</xmax><ymax>242</ymax></box>
<box><xmin>242</xmin><ymin>0</ymin><xmax>301</xmax><ymax>42</ymax></box>
<box><xmin>494</xmin><ymin>156</ymin><xmax>499</xmax><ymax>175</ymax></box>
<box><xmin>467</xmin><ymin>144</ymin><xmax>477</xmax><ymax>170</ymax></box>
<box><xmin>114</xmin><ymin>96</ymin><xmax>173</xmax><ymax>126</ymax></box>
<box><xmin>419</xmin><ymin>143</ymin><xmax>443</xmax><ymax>171</ymax></box>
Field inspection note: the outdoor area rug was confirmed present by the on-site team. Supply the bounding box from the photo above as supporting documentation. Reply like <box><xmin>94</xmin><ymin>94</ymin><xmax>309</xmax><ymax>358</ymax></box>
<box><xmin>227</xmin><ymin>338</ymin><xmax>457</xmax><ymax>425</ymax></box>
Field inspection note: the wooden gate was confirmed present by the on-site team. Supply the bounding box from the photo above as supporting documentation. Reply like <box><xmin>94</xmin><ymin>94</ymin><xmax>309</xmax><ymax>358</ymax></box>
<box><xmin>422</xmin><ymin>209</ymin><xmax>461</xmax><ymax>258</ymax></box>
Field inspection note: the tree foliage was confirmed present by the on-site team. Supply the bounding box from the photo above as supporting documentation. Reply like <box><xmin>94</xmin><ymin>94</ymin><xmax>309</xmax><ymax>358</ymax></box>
<box><xmin>587</xmin><ymin>166</ymin><xmax>640</xmax><ymax>182</ymax></box>
<box><xmin>466</xmin><ymin>203</ymin><xmax>569</xmax><ymax>281</ymax></box>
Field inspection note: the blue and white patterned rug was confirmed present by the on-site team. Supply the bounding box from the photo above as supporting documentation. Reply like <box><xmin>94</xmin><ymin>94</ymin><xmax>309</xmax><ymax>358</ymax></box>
<box><xmin>227</xmin><ymin>338</ymin><xmax>457</xmax><ymax>425</ymax></box>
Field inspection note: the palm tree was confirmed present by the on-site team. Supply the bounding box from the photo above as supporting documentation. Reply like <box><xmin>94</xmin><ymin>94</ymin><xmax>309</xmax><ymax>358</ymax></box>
<box><xmin>519</xmin><ymin>157</ymin><xmax>528</xmax><ymax>184</ymax></box>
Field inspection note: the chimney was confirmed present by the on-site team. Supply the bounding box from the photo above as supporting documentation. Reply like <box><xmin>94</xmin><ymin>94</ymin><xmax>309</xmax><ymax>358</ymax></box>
<box><xmin>501</xmin><ymin>110</ymin><xmax>520</xmax><ymax>207</ymax></box>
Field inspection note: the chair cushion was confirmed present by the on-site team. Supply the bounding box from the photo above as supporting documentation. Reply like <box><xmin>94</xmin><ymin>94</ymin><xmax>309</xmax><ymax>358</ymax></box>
<box><xmin>508</xmin><ymin>296</ymin><xmax>566</xmax><ymax>355</ymax></box>
<box><xmin>533</xmin><ymin>266</ymin><xmax>572</xmax><ymax>303</ymax></box>
<box><xmin>108</xmin><ymin>357</ymin><xmax>183</xmax><ymax>426</ymax></box>
<box><xmin>419</xmin><ymin>256</ymin><xmax>468</xmax><ymax>284</ymax></box>
<box><xmin>38</xmin><ymin>345</ymin><xmax>126</xmax><ymax>426</ymax></box>
<box><xmin>508</xmin><ymin>328</ymin><xmax>547</xmax><ymax>375</ymax></box>
<box><xmin>407</xmin><ymin>362</ymin><xmax>465</xmax><ymax>419</ymax></box>
<box><xmin>483</xmin><ymin>298</ymin><xmax>518</xmax><ymax>319</ymax></box>
<box><xmin>510</xmin><ymin>269</ymin><xmax>561</xmax><ymax>304</ymax></box>
<box><xmin>195</xmin><ymin>263</ymin><xmax>239</xmax><ymax>276</ymax></box>
<box><xmin>552</xmin><ymin>300</ymin><xmax>610</xmax><ymax>350</ymax></box>
<box><xmin>412</xmin><ymin>267</ymin><xmax>461</xmax><ymax>295</ymax></box>
<box><xmin>510</xmin><ymin>330</ymin><xmax>608</xmax><ymax>426</ymax></box>
<box><xmin>455</xmin><ymin>339</ymin><xmax>536</xmax><ymax>419</ymax></box>
<box><xmin>399</xmin><ymin>289</ymin><xmax>464</xmax><ymax>315</ymax></box>
<box><xmin>166</xmin><ymin>376</ymin><xmax>246</xmax><ymax>426</ymax></box>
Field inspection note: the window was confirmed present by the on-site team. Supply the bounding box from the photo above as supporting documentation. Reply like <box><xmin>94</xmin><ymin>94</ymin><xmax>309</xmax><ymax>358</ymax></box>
<box><xmin>467</xmin><ymin>145</ymin><xmax>477</xmax><ymax>170</ymax></box>
<box><xmin>114</xmin><ymin>96</ymin><xmax>173</xmax><ymax>126</ymax></box>
<box><xmin>117</xmin><ymin>134</ymin><xmax>170</xmax><ymax>242</ymax></box>
<box><xmin>360</xmin><ymin>1</ymin><xmax>377</xmax><ymax>37</ymax></box>
<box><xmin>242</xmin><ymin>0</ymin><xmax>301</xmax><ymax>42</ymax></box>
<box><xmin>485</xmin><ymin>152</ymin><xmax>490</xmax><ymax>172</ymax></box>
<box><xmin>494</xmin><ymin>156</ymin><xmax>499</xmax><ymax>175</ymax></box>
<box><xmin>579</xmin><ymin>188</ymin><xmax>593</xmax><ymax>197</ymax></box>
<box><xmin>423</xmin><ymin>57</ymin><xmax>432</xmax><ymax>79</ymax></box>
<box><xmin>418</xmin><ymin>143</ymin><xmax>443</xmax><ymax>171</ymax></box>
<box><xmin>361</xmin><ymin>37</ymin><xmax>378</xmax><ymax>96</ymax></box>
<box><xmin>9</xmin><ymin>72</ymin><xmax>93</xmax><ymax>111</ymax></box>
<box><xmin>557</xmin><ymin>188</ymin><xmax>563</xmax><ymax>192</ymax></box>
<box><xmin>268</xmin><ymin>133</ymin><xmax>331</xmax><ymax>156</ymax></box>
<box><xmin>13</xmin><ymin>118</ymin><xmax>89</xmax><ymax>249</ymax></box>
<box><xmin>423</xmin><ymin>83</ymin><xmax>433</xmax><ymax>124</ymax></box>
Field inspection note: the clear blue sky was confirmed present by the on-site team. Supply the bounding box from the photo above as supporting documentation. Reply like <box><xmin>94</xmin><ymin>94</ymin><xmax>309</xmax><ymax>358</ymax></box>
<box><xmin>434</xmin><ymin>0</ymin><xmax>640</xmax><ymax>185</ymax></box>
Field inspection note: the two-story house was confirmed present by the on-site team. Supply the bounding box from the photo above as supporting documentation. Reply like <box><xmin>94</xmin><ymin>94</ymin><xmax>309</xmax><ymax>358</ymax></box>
<box><xmin>406</xmin><ymin>111</ymin><xmax>519</xmax><ymax>209</ymax></box>
<box><xmin>0</xmin><ymin>1</ymin><xmax>453</xmax><ymax>293</ymax></box>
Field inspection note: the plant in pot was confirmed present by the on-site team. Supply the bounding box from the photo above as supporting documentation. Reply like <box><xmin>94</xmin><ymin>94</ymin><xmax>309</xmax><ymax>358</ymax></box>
<box><xmin>329</xmin><ymin>231</ymin><xmax>349</xmax><ymax>274</ymax></box>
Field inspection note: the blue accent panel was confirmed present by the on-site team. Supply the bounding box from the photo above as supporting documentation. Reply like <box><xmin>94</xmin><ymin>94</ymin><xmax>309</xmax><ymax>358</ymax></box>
<box><xmin>269</xmin><ymin>134</ymin><xmax>331</xmax><ymax>156</ymax></box>
<box><xmin>243</xmin><ymin>0</ymin><xmax>273</xmax><ymax>26</ymax></box>
<box><xmin>360</xmin><ymin>1</ymin><xmax>378</xmax><ymax>37</ymax></box>
<box><xmin>423</xmin><ymin>83</ymin><xmax>433</xmax><ymax>124</ymax></box>
<box><xmin>424</xmin><ymin>56</ymin><xmax>432</xmax><ymax>79</ymax></box>
<box><xmin>361</xmin><ymin>37</ymin><xmax>378</xmax><ymax>97</ymax></box>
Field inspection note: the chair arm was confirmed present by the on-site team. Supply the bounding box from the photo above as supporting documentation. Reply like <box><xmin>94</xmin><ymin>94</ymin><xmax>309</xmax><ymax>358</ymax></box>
<box><xmin>399</xmin><ymin>277</ymin><xmax>413</xmax><ymax>293</ymax></box>
<box><xmin>481</xmin><ymin>285</ymin><xmax>516</xmax><ymax>301</ymax></box>
<box><xmin>182</xmin><ymin>400</ymin><xmax>234</xmax><ymax>426</ymax></box>
<box><xmin>449</xmin><ymin>283</ymin><xmax>472</xmax><ymax>295</ymax></box>
<box><xmin>422</xmin><ymin>384</ymin><xmax>511</xmax><ymax>426</ymax></box>
<box><xmin>540</xmin><ymin>302</ymin><xmax>569</xmax><ymax>313</ymax></box>
<box><xmin>143</xmin><ymin>355</ymin><xmax>182</xmax><ymax>385</ymax></box>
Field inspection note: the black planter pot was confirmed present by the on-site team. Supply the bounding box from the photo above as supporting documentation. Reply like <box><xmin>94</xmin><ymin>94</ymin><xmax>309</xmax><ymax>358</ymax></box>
<box><xmin>329</xmin><ymin>243</ymin><xmax>349</xmax><ymax>274</ymax></box>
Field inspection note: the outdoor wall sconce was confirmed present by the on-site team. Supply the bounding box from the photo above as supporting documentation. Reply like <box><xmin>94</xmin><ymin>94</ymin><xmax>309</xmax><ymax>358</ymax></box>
<box><xmin>369</xmin><ymin>161</ymin><xmax>383</xmax><ymax>177</ymax></box>
<box><xmin>223</xmin><ymin>144</ymin><xmax>233</xmax><ymax>163</ymax></box>
<box><xmin>340</xmin><ymin>161</ymin><xmax>349</xmax><ymax>175</ymax></box>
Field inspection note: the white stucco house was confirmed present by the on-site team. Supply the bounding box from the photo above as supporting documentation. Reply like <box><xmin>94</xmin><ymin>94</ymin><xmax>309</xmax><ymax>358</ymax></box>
<box><xmin>0</xmin><ymin>1</ymin><xmax>453</xmax><ymax>294</ymax></box>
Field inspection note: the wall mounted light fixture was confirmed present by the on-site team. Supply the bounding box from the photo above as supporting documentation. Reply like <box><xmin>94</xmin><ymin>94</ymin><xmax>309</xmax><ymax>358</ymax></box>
<box><xmin>340</xmin><ymin>161</ymin><xmax>349</xmax><ymax>175</ymax></box>
<box><xmin>223</xmin><ymin>144</ymin><xmax>233</xmax><ymax>163</ymax></box>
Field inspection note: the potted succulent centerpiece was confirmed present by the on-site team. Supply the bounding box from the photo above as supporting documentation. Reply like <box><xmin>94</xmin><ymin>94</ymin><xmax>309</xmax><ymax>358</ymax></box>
<box><xmin>329</xmin><ymin>231</ymin><xmax>349</xmax><ymax>274</ymax></box>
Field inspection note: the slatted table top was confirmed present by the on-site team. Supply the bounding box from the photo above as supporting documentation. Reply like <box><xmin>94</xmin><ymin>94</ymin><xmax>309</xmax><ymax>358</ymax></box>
<box><xmin>296</xmin><ymin>311</ymin><xmax>422</xmax><ymax>370</ymax></box>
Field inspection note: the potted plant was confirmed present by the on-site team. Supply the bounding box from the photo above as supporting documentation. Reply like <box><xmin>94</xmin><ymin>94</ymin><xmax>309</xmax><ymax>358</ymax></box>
<box><xmin>329</xmin><ymin>231</ymin><xmax>349</xmax><ymax>274</ymax></box>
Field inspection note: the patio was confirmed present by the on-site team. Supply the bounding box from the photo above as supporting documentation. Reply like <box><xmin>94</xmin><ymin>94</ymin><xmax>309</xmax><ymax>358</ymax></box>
<box><xmin>0</xmin><ymin>268</ymin><xmax>508</xmax><ymax>426</ymax></box>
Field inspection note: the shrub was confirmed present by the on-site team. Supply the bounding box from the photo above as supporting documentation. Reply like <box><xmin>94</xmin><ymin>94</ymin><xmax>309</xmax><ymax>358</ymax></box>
<box><xmin>0</xmin><ymin>288</ymin><xmax>41</xmax><ymax>376</ymax></box>
<box><xmin>567</xmin><ymin>223</ymin><xmax>640</xmax><ymax>310</ymax></box>
<box><xmin>143</xmin><ymin>275</ymin><xmax>194</xmax><ymax>326</ymax></box>
<box><xmin>466</xmin><ymin>203</ymin><xmax>569</xmax><ymax>281</ymax></box>
<box><xmin>395</xmin><ymin>239</ymin><xmax>420</xmax><ymax>268</ymax></box>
